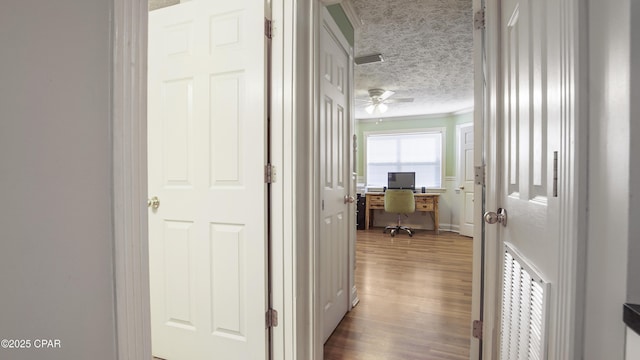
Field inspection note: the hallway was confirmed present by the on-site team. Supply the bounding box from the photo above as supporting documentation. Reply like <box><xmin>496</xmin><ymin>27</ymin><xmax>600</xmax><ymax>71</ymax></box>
<box><xmin>324</xmin><ymin>229</ymin><xmax>473</xmax><ymax>360</ymax></box>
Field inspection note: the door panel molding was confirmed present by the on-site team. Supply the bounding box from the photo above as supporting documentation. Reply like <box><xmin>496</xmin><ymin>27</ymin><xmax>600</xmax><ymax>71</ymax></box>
<box><xmin>112</xmin><ymin>0</ymin><xmax>289</xmax><ymax>359</ymax></box>
<box><xmin>148</xmin><ymin>0</ymin><xmax>268</xmax><ymax>357</ymax></box>
<box><xmin>315</xmin><ymin>4</ymin><xmax>356</xmax><ymax>350</ymax></box>
<box><xmin>307</xmin><ymin>3</ymin><xmax>357</xmax><ymax>358</ymax></box>
<box><xmin>482</xmin><ymin>0</ymin><xmax>587</xmax><ymax>359</ymax></box>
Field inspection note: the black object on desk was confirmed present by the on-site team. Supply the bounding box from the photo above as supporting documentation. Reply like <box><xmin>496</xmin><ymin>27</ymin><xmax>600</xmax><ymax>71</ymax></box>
<box><xmin>356</xmin><ymin>193</ymin><xmax>365</xmax><ymax>230</ymax></box>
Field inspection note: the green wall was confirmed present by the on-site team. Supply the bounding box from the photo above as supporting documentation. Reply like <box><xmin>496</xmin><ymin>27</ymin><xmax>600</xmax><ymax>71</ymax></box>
<box><xmin>355</xmin><ymin>112</ymin><xmax>473</xmax><ymax>179</ymax></box>
<box><xmin>327</xmin><ymin>4</ymin><xmax>354</xmax><ymax>47</ymax></box>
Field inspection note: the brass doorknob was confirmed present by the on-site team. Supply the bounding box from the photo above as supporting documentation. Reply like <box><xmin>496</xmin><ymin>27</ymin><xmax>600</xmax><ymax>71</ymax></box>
<box><xmin>344</xmin><ymin>195</ymin><xmax>355</xmax><ymax>204</ymax></box>
<box><xmin>147</xmin><ymin>196</ymin><xmax>160</xmax><ymax>209</ymax></box>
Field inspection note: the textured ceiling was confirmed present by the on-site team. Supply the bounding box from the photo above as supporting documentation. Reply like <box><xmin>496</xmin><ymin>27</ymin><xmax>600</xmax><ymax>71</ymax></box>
<box><xmin>351</xmin><ymin>0</ymin><xmax>474</xmax><ymax>119</ymax></box>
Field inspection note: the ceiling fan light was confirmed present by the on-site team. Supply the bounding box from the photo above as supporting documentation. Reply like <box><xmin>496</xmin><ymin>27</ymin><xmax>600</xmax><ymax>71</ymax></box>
<box><xmin>365</xmin><ymin>104</ymin><xmax>375</xmax><ymax>114</ymax></box>
<box><xmin>378</xmin><ymin>103</ymin><xmax>388</xmax><ymax>113</ymax></box>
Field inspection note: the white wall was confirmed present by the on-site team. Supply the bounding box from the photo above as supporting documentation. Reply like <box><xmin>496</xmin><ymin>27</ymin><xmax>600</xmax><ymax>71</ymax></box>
<box><xmin>585</xmin><ymin>0</ymin><xmax>630</xmax><ymax>358</ymax></box>
<box><xmin>0</xmin><ymin>2</ymin><xmax>117</xmax><ymax>360</ymax></box>
<box><xmin>627</xmin><ymin>329</ymin><xmax>640</xmax><ymax>360</ymax></box>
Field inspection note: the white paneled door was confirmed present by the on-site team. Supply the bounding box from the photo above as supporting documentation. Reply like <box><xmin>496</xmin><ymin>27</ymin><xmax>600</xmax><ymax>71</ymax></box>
<box><xmin>458</xmin><ymin>124</ymin><xmax>474</xmax><ymax>237</ymax></box>
<box><xmin>148</xmin><ymin>1</ymin><xmax>268</xmax><ymax>359</ymax></box>
<box><xmin>320</xmin><ymin>10</ymin><xmax>352</xmax><ymax>343</ymax></box>
<box><xmin>495</xmin><ymin>0</ymin><xmax>561</xmax><ymax>356</ymax></box>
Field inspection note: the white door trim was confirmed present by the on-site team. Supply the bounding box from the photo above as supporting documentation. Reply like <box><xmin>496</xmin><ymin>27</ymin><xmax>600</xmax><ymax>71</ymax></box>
<box><xmin>111</xmin><ymin>1</ymin><xmax>152</xmax><ymax>358</ymax></box>
<box><xmin>549</xmin><ymin>0</ymin><xmax>589</xmax><ymax>357</ymax></box>
<box><xmin>470</xmin><ymin>0</ymin><xmax>487</xmax><ymax>357</ymax></box>
<box><xmin>111</xmin><ymin>0</ymin><xmax>291</xmax><ymax>359</ymax></box>
<box><xmin>311</xmin><ymin>2</ymin><xmax>322</xmax><ymax>357</ymax></box>
<box><xmin>269</xmin><ymin>0</ymin><xmax>299</xmax><ymax>358</ymax></box>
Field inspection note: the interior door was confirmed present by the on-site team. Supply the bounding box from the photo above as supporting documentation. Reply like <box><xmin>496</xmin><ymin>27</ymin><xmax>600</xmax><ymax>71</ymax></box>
<box><xmin>495</xmin><ymin>0</ymin><xmax>560</xmax><ymax>356</ymax></box>
<box><xmin>148</xmin><ymin>1</ymin><xmax>269</xmax><ymax>359</ymax></box>
<box><xmin>458</xmin><ymin>124</ymin><xmax>474</xmax><ymax>237</ymax></box>
<box><xmin>319</xmin><ymin>9</ymin><xmax>352</xmax><ymax>343</ymax></box>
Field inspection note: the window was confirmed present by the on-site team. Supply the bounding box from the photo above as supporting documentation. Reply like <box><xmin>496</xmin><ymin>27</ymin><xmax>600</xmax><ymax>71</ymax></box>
<box><xmin>365</xmin><ymin>130</ymin><xmax>444</xmax><ymax>188</ymax></box>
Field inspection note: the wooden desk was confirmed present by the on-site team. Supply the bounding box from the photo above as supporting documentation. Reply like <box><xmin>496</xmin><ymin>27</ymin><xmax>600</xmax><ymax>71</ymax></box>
<box><xmin>364</xmin><ymin>192</ymin><xmax>440</xmax><ymax>234</ymax></box>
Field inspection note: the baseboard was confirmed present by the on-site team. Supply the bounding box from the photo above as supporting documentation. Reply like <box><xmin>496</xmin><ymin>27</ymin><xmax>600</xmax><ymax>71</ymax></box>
<box><xmin>350</xmin><ymin>285</ymin><xmax>360</xmax><ymax>308</ymax></box>
<box><xmin>440</xmin><ymin>223</ymin><xmax>461</xmax><ymax>233</ymax></box>
<box><xmin>365</xmin><ymin>224</ymin><xmax>462</xmax><ymax>233</ymax></box>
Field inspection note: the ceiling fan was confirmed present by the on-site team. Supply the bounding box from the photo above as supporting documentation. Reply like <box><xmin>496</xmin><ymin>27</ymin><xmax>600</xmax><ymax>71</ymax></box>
<box><xmin>359</xmin><ymin>88</ymin><xmax>414</xmax><ymax>114</ymax></box>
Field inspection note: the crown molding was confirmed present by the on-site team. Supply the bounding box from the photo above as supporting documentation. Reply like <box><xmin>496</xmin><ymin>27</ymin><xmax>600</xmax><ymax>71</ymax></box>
<box><xmin>356</xmin><ymin>107</ymin><xmax>475</xmax><ymax>123</ymax></box>
<box><xmin>452</xmin><ymin>106</ymin><xmax>474</xmax><ymax>115</ymax></box>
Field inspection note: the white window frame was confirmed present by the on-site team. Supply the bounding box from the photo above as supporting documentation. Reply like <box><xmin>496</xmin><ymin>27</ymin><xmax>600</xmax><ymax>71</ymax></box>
<box><xmin>362</xmin><ymin>126</ymin><xmax>447</xmax><ymax>191</ymax></box>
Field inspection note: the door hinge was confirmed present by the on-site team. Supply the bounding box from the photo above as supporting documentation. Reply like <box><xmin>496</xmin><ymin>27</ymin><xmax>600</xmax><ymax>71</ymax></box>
<box><xmin>266</xmin><ymin>308</ymin><xmax>278</xmax><ymax>328</ymax></box>
<box><xmin>265</xmin><ymin>18</ymin><xmax>273</xmax><ymax>39</ymax></box>
<box><xmin>265</xmin><ymin>164</ymin><xmax>276</xmax><ymax>183</ymax></box>
<box><xmin>474</xmin><ymin>165</ymin><xmax>485</xmax><ymax>186</ymax></box>
<box><xmin>472</xmin><ymin>320</ymin><xmax>483</xmax><ymax>340</ymax></box>
<box><xmin>474</xmin><ymin>8</ymin><xmax>486</xmax><ymax>30</ymax></box>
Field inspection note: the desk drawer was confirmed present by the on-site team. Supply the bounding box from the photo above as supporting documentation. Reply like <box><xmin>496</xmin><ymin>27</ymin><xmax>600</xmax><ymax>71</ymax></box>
<box><xmin>368</xmin><ymin>194</ymin><xmax>385</xmax><ymax>207</ymax></box>
<box><xmin>416</xmin><ymin>197</ymin><xmax>435</xmax><ymax>211</ymax></box>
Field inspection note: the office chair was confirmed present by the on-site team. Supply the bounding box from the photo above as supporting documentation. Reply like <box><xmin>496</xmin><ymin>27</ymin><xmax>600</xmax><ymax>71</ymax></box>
<box><xmin>383</xmin><ymin>189</ymin><xmax>416</xmax><ymax>237</ymax></box>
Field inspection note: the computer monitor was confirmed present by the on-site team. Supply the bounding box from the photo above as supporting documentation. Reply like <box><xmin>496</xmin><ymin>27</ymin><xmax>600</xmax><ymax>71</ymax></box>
<box><xmin>387</xmin><ymin>172</ymin><xmax>415</xmax><ymax>190</ymax></box>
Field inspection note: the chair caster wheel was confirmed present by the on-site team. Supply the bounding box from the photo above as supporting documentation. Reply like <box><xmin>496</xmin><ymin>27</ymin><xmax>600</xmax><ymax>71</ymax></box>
<box><xmin>390</xmin><ymin>230</ymin><xmax>396</xmax><ymax>237</ymax></box>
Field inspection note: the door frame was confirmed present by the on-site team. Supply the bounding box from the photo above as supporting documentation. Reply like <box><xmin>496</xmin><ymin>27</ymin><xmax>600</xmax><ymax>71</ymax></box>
<box><xmin>111</xmin><ymin>1</ymin><xmax>152</xmax><ymax>358</ymax></box>
<box><xmin>480</xmin><ymin>0</ymin><xmax>589</xmax><ymax>359</ymax></box>
<box><xmin>110</xmin><ymin>0</ymin><xmax>294</xmax><ymax>359</ymax></box>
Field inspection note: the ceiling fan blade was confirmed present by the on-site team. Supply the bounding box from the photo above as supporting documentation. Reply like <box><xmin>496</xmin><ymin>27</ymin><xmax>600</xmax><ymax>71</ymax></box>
<box><xmin>379</xmin><ymin>90</ymin><xmax>395</xmax><ymax>101</ymax></box>
<box><xmin>385</xmin><ymin>98</ymin><xmax>414</xmax><ymax>103</ymax></box>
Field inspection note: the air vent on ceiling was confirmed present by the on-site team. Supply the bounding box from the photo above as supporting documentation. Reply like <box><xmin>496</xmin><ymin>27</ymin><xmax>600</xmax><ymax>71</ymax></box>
<box><xmin>354</xmin><ymin>54</ymin><xmax>384</xmax><ymax>65</ymax></box>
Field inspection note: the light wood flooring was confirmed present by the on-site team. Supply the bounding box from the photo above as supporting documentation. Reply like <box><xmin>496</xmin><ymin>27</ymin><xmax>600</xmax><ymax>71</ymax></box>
<box><xmin>323</xmin><ymin>228</ymin><xmax>473</xmax><ymax>360</ymax></box>
<box><xmin>153</xmin><ymin>229</ymin><xmax>473</xmax><ymax>360</ymax></box>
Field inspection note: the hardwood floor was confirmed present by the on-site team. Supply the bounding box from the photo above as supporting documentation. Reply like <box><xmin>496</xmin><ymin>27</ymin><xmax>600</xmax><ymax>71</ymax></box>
<box><xmin>152</xmin><ymin>229</ymin><xmax>472</xmax><ymax>360</ymax></box>
<box><xmin>323</xmin><ymin>228</ymin><xmax>473</xmax><ymax>360</ymax></box>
